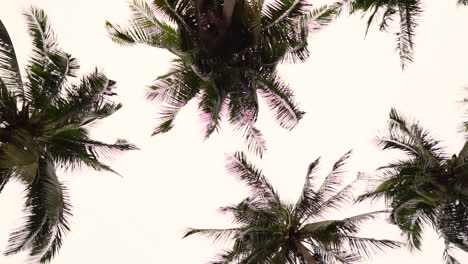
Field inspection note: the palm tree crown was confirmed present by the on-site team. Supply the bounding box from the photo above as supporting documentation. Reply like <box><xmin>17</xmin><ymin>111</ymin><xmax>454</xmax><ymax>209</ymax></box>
<box><xmin>0</xmin><ymin>7</ymin><xmax>136</xmax><ymax>263</ymax></box>
<box><xmin>357</xmin><ymin>108</ymin><xmax>468</xmax><ymax>263</ymax></box>
<box><xmin>105</xmin><ymin>0</ymin><xmax>339</xmax><ymax>156</ymax></box>
<box><xmin>184</xmin><ymin>151</ymin><xmax>400</xmax><ymax>263</ymax></box>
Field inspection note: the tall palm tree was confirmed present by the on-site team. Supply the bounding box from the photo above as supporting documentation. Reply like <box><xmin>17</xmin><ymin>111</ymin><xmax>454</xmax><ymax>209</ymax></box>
<box><xmin>0</xmin><ymin>7</ymin><xmax>136</xmax><ymax>263</ymax></box>
<box><xmin>184</xmin><ymin>151</ymin><xmax>401</xmax><ymax>263</ymax></box>
<box><xmin>347</xmin><ymin>0</ymin><xmax>467</xmax><ymax>69</ymax></box>
<box><xmin>105</xmin><ymin>0</ymin><xmax>342</xmax><ymax>156</ymax></box>
<box><xmin>356</xmin><ymin>108</ymin><xmax>468</xmax><ymax>263</ymax></box>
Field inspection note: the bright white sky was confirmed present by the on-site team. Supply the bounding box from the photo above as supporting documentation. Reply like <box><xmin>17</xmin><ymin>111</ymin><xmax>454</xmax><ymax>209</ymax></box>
<box><xmin>1</xmin><ymin>0</ymin><xmax>468</xmax><ymax>263</ymax></box>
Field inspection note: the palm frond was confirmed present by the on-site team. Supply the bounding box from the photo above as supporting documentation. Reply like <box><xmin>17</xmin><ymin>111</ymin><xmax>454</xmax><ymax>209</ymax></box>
<box><xmin>262</xmin><ymin>0</ymin><xmax>310</xmax><ymax>30</ymax></box>
<box><xmin>379</xmin><ymin>108</ymin><xmax>444</xmax><ymax>162</ymax></box>
<box><xmin>0</xmin><ymin>20</ymin><xmax>23</xmax><ymax>94</ymax></box>
<box><xmin>239</xmin><ymin>124</ymin><xmax>267</xmax><ymax>158</ymax></box>
<box><xmin>198</xmin><ymin>84</ymin><xmax>225</xmax><ymax>139</ymax></box>
<box><xmin>105</xmin><ymin>21</ymin><xmax>156</xmax><ymax>46</ymax></box>
<box><xmin>225</xmin><ymin>152</ymin><xmax>280</xmax><ymax>204</ymax></box>
<box><xmin>395</xmin><ymin>0</ymin><xmax>421</xmax><ymax>69</ymax></box>
<box><xmin>5</xmin><ymin>158</ymin><xmax>71</xmax><ymax>263</ymax></box>
<box><xmin>44</xmin><ymin>128</ymin><xmax>137</xmax><ymax>172</ymax></box>
<box><xmin>23</xmin><ymin>7</ymin><xmax>79</xmax><ymax>106</ymax></box>
<box><xmin>355</xmin><ymin>174</ymin><xmax>403</xmax><ymax>203</ymax></box>
<box><xmin>129</xmin><ymin>0</ymin><xmax>176</xmax><ymax>32</ymax></box>
<box><xmin>257</xmin><ymin>74</ymin><xmax>304</xmax><ymax>130</ymax></box>
<box><xmin>57</xmin><ymin>69</ymin><xmax>122</xmax><ymax>125</ymax></box>
<box><xmin>309</xmin><ymin>172</ymin><xmax>366</xmax><ymax>218</ymax></box>
<box><xmin>316</xmin><ymin>150</ymin><xmax>352</xmax><ymax>201</ymax></box>
<box><xmin>183</xmin><ymin>228</ymin><xmax>240</xmax><ymax>243</ymax></box>
<box><xmin>24</xmin><ymin>7</ymin><xmax>57</xmax><ymax>53</ymax></box>
<box><xmin>227</xmin><ymin>85</ymin><xmax>267</xmax><ymax>156</ymax></box>
<box><xmin>148</xmin><ymin>60</ymin><xmax>201</xmax><ymax>135</ymax></box>
<box><xmin>391</xmin><ymin>199</ymin><xmax>435</xmax><ymax>251</ymax></box>
<box><xmin>307</xmin><ymin>244</ymin><xmax>361</xmax><ymax>264</ymax></box>
<box><xmin>300</xmin><ymin>211</ymin><xmax>386</xmax><ymax>238</ymax></box>
<box><xmin>304</xmin><ymin>1</ymin><xmax>349</xmax><ymax>35</ymax></box>
<box><xmin>105</xmin><ymin>19</ymin><xmax>181</xmax><ymax>55</ymax></box>
<box><xmin>294</xmin><ymin>158</ymin><xmax>321</xmax><ymax>220</ymax></box>
<box><xmin>152</xmin><ymin>0</ymin><xmax>193</xmax><ymax>32</ymax></box>
<box><xmin>343</xmin><ymin>236</ymin><xmax>402</xmax><ymax>259</ymax></box>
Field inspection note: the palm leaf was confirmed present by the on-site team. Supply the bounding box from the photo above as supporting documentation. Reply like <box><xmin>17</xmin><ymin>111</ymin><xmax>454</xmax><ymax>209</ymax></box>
<box><xmin>316</xmin><ymin>150</ymin><xmax>352</xmax><ymax>201</ymax></box>
<box><xmin>227</xmin><ymin>86</ymin><xmax>267</xmax><ymax>157</ymax></box>
<box><xmin>262</xmin><ymin>0</ymin><xmax>310</xmax><ymax>30</ymax></box>
<box><xmin>343</xmin><ymin>236</ymin><xmax>402</xmax><ymax>259</ymax></box>
<box><xmin>391</xmin><ymin>200</ymin><xmax>434</xmax><ymax>251</ymax></box>
<box><xmin>0</xmin><ymin>20</ymin><xmax>23</xmax><ymax>95</ymax></box>
<box><xmin>148</xmin><ymin>60</ymin><xmax>201</xmax><ymax>134</ymax></box>
<box><xmin>395</xmin><ymin>0</ymin><xmax>421</xmax><ymax>69</ymax></box>
<box><xmin>5</xmin><ymin>158</ymin><xmax>71</xmax><ymax>263</ymax></box>
<box><xmin>105</xmin><ymin>19</ymin><xmax>181</xmax><ymax>55</ymax></box>
<box><xmin>57</xmin><ymin>69</ymin><xmax>122</xmax><ymax>125</ymax></box>
<box><xmin>294</xmin><ymin>157</ymin><xmax>321</xmax><ymax>220</ymax></box>
<box><xmin>225</xmin><ymin>152</ymin><xmax>280</xmax><ymax>204</ymax></box>
<box><xmin>183</xmin><ymin>228</ymin><xmax>240</xmax><ymax>242</ymax></box>
<box><xmin>301</xmin><ymin>211</ymin><xmax>387</xmax><ymax>236</ymax></box>
<box><xmin>303</xmin><ymin>1</ymin><xmax>349</xmax><ymax>35</ymax></box>
<box><xmin>198</xmin><ymin>84</ymin><xmax>225</xmax><ymax>139</ymax></box>
<box><xmin>257</xmin><ymin>73</ymin><xmax>304</xmax><ymax>130</ymax></box>
<box><xmin>23</xmin><ymin>7</ymin><xmax>79</xmax><ymax>107</ymax></box>
<box><xmin>238</xmin><ymin>124</ymin><xmax>267</xmax><ymax>158</ymax></box>
<box><xmin>44</xmin><ymin>128</ymin><xmax>137</xmax><ymax>172</ymax></box>
<box><xmin>152</xmin><ymin>0</ymin><xmax>193</xmax><ymax>32</ymax></box>
<box><xmin>309</xmin><ymin>172</ymin><xmax>366</xmax><ymax>218</ymax></box>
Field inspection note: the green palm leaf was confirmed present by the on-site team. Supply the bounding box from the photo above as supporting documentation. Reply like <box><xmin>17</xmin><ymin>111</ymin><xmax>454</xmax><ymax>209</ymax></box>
<box><xmin>0</xmin><ymin>20</ymin><xmax>23</xmax><ymax>95</ymax></box>
<box><xmin>5</xmin><ymin>158</ymin><xmax>71</xmax><ymax>263</ymax></box>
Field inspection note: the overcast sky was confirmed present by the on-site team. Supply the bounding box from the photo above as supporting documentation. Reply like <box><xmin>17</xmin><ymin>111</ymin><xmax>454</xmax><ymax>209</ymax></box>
<box><xmin>1</xmin><ymin>0</ymin><xmax>468</xmax><ymax>263</ymax></box>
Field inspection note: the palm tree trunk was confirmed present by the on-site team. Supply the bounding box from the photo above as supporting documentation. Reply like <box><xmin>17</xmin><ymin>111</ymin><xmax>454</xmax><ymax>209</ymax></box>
<box><xmin>222</xmin><ymin>0</ymin><xmax>236</xmax><ymax>27</ymax></box>
<box><xmin>294</xmin><ymin>240</ymin><xmax>319</xmax><ymax>264</ymax></box>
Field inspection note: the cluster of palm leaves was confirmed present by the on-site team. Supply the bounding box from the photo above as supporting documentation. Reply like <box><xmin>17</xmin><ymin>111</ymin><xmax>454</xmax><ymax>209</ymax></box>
<box><xmin>346</xmin><ymin>0</ymin><xmax>467</xmax><ymax>68</ymax></box>
<box><xmin>0</xmin><ymin>8</ymin><xmax>136</xmax><ymax>263</ymax></box>
<box><xmin>105</xmin><ymin>0</ymin><xmax>343</xmax><ymax>156</ymax></box>
<box><xmin>184</xmin><ymin>151</ymin><xmax>401</xmax><ymax>263</ymax></box>
<box><xmin>357</xmin><ymin>108</ymin><xmax>468</xmax><ymax>263</ymax></box>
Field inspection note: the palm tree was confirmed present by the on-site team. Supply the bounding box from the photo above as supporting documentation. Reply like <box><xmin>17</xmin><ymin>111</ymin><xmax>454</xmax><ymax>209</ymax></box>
<box><xmin>183</xmin><ymin>151</ymin><xmax>401</xmax><ymax>263</ymax></box>
<box><xmin>0</xmin><ymin>7</ymin><xmax>137</xmax><ymax>263</ymax></box>
<box><xmin>105</xmin><ymin>0</ymin><xmax>341</xmax><ymax>156</ymax></box>
<box><xmin>347</xmin><ymin>0</ymin><xmax>467</xmax><ymax>69</ymax></box>
<box><xmin>356</xmin><ymin>108</ymin><xmax>468</xmax><ymax>263</ymax></box>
